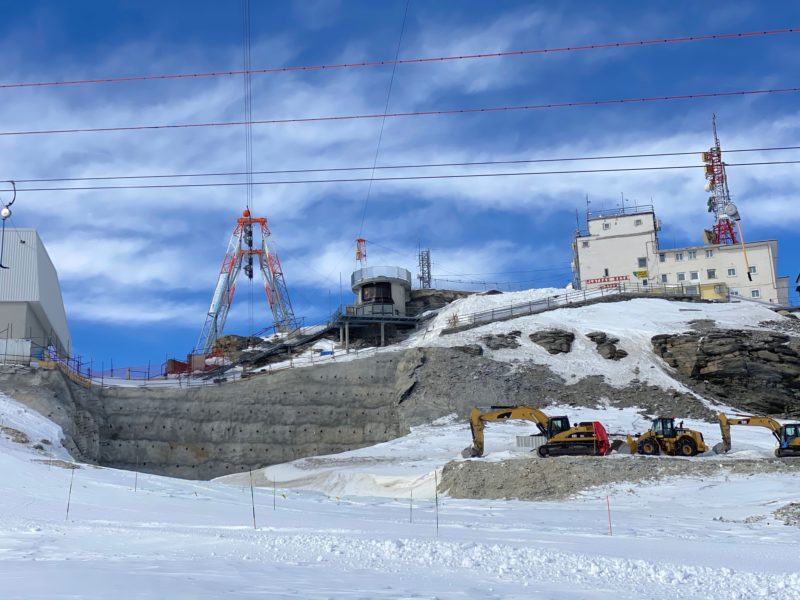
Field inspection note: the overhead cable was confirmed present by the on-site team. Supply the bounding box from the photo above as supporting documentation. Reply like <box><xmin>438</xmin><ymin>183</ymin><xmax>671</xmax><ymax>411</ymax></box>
<box><xmin>2</xmin><ymin>87</ymin><xmax>797</xmax><ymax>138</ymax></box>
<box><xmin>1</xmin><ymin>28</ymin><xmax>796</xmax><ymax>90</ymax></box>
<box><xmin>7</xmin><ymin>145</ymin><xmax>798</xmax><ymax>184</ymax></box>
<box><xmin>2</xmin><ymin>160</ymin><xmax>798</xmax><ymax>193</ymax></box>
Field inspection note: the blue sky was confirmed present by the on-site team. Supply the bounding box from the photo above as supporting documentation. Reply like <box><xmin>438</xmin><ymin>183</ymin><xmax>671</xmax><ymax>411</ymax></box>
<box><xmin>1</xmin><ymin>1</ymin><xmax>798</xmax><ymax>368</ymax></box>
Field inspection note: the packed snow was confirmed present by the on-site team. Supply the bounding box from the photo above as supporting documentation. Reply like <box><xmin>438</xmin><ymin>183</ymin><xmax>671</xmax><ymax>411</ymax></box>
<box><xmin>2</xmin><ymin>390</ymin><xmax>799</xmax><ymax>599</ymax></box>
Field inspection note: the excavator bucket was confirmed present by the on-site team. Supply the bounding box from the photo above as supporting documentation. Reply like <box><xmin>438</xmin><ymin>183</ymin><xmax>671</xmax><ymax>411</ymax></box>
<box><xmin>461</xmin><ymin>446</ymin><xmax>481</xmax><ymax>459</ymax></box>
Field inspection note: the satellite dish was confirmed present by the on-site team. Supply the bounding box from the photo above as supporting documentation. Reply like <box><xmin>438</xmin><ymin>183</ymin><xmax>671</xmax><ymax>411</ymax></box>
<box><xmin>704</xmin><ymin>182</ymin><xmax>713</xmax><ymax>192</ymax></box>
<box><xmin>724</xmin><ymin>203</ymin><xmax>738</xmax><ymax>216</ymax></box>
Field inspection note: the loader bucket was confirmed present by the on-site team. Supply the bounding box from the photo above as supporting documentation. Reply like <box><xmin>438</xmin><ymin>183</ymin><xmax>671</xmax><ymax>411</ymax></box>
<box><xmin>610</xmin><ymin>439</ymin><xmax>627</xmax><ymax>453</ymax></box>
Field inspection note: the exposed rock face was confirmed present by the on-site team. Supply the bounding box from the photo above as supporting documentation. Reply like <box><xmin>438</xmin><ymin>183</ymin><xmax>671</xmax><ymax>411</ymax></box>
<box><xmin>481</xmin><ymin>331</ymin><xmax>522</xmax><ymax>350</ymax></box>
<box><xmin>586</xmin><ymin>331</ymin><xmax>627</xmax><ymax>360</ymax></box>
<box><xmin>452</xmin><ymin>345</ymin><xmax>484</xmax><ymax>357</ymax></box>
<box><xmin>652</xmin><ymin>329</ymin><xmax>800</xmax><ymax>416</ymax></box>
<box><xmin>528</xmin><ymin>330</ymin><xmax>575</xmax><ymax>354</ymax></box>
<box><xmin>1</xmin><ymin>344</ymin><xmax>715</xmax><ymax>479</ymax></box>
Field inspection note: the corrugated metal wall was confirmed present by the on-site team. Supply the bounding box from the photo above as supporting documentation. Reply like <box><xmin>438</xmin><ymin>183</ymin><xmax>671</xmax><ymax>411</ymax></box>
<box><xmin>0</xmin><ymin>229</ymin><xmax>71</xmax><ymax>354</ymax></box>
<box><xmin>0</xmin><ymin>228</ymin><xmax>39</xmax><ymax>301</ymax></box>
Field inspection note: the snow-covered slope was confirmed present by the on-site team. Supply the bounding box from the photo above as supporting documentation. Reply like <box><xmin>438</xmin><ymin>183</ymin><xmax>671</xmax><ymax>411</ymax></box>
<box><xmin>407</xmin><ymin>295</ymin><xmax>780</xmax><ymax>389</ymax></box>
<box><xmin>3</xmin><ymin>390</ymin><xmax>799</xmax><ymax>599</ymax></box>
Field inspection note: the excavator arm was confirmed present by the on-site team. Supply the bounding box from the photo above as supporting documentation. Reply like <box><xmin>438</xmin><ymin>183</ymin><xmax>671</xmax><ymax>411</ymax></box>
<box><xmin>463</xmin><ymin>406</ymin><xmax>550</xmax><ymax>458</ymax></box>
<box><xmin>718</xmin><ymin>412</ymin><xmax>783</xmax><ymax>453</ymax></box>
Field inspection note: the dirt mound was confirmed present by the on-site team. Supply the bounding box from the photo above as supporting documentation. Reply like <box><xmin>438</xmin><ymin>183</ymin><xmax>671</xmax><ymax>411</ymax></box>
<box><xmin>774</xmin><ymin>502</ymin><xmax>800</xmax><ymax>527</ymax></box>
<box><xmin>1</xmin><ymin>426</ymin><xmax>30</xmax><ymax>444</ymax></box>
<box><xmin>439</xmin><ymin>455</ymin><xmax>800</xmax><ymax>501</ymax></box>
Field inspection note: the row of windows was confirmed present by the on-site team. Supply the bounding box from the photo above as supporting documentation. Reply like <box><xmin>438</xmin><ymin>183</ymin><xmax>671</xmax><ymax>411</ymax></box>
<box><xmin>644</xmin><ymin>261</ymin><xmax>756</xmax><ymax>277</ymax></box>
<box><xmin>659</xmin><ymin>249</ymin><xmax>715</xmax><ymax>262</ymax></box>
<box><xmin>600</xmin><ymin>218</ymin><xmax>645</xmax><ymax>231</ymax></box>
<box><xmin>730</xmin><ymin>289</ymin><xmax>762</xmax><ymax>298</ymax></box>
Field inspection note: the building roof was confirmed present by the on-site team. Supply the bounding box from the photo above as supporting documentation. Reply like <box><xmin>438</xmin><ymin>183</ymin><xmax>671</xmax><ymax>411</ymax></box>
<box><xmin>657</xmin><ymin>239</ymin><xmax>777</xmax><ymax>253</ymax></box>
<box><xmin>0</xmin><ymin>228</ymin><xmax>71</xmax><ymax>354</ymax></box>
<box><xmin>586</xmin><ymin>204</ymin><xmax>655</xmax><ymax>221</ymax></box>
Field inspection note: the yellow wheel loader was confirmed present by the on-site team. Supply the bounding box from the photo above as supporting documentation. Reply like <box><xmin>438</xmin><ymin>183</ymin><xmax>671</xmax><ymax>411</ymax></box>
<box><xmin>626</xmin><ymin>417</ymin><xmax>708</xmax><ymax>457</ymax></box>
<box><xmin>717</xmin><ymin>412</ymin><xmax>800</xmax><ymax>457</ymax></box>
<box><xmin>461</xmin><ymin>405</ymin><xmax>612</xmax><ymax>458</ymax></box>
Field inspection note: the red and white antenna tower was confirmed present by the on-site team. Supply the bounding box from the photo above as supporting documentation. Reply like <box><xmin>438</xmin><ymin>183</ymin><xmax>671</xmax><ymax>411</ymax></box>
<box><xmin>196</xmin><ymin>209</ymin><xmax>295</xmax><ymax>354</ymax></box>
<box><xmin>702</xmin><ymin>114</ymin><xmax>741</xmax><ymax>244</ymax></box>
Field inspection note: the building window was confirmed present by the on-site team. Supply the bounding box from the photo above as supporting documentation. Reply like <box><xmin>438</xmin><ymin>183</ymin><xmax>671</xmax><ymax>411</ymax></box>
<box><xmin>642</xmin><ymin>279</ymin><xmax>648</xmax><ymax>286</ymax></box>
<box><xmin>714</xmin><ymin>285</ymin><xmax>724</xmax><ymax>294</ymax></box>
<box><xmin>751</xmin><ymin>289</ymin><xmax>761</xmax><ymax>298</ymax></box>
<box><xmin>707</xmin><ymin>269</ymin><xmax>717</xmax><ymax>279</ymax></box>
<box><xmin>688</xmin><ymin>250</ymin><xmax>697</xmax><ymax>260</ymax></box>
<box><xmin>603</xmin><ymin>223</ymin><xmax>610</xmax><ymax>230</ymax></box>
<box><xmin>634</xmin><ymin>219</ymin><xmax>643</xmax><ymax>226</ymax></box>
<box><xmin>581</xmin><ymin>241</ymin><xmax>589</xmax><ymax>248</ymax></box>
<box><xmin>705</xmin><ymin>249</ymin><xmax>714</xmax><ymax>258</ymax></box>
<box><xmin>690</xmin><ymin>271</ymin><xmax>699</xmax><ymax>281</ymax></box>
<box><xmin>637</xmin><ymin>257</ymin><xmax>647</xmax><ymax>268</ymax></box>
<box><xmin>661</xmin><ymin>274</ymin><xmax>668</xmax><ymax>283</ymax></box>
<box><xmin>727</xmin><ymin>267</ymin><xmax>736</xmax><ymax>277</ymax></box>
<box><xmin>659</xmin><ymin>253</ymin><xmax>666</xmax><ymax>263</ymax></box>
<box><xmin>749</xmin><ymin>265</ymin><xmax>757</xmax><ymax>274</ymax></box>
<box><xmin>603</xmin><ymin>268</ymin><xmax>609</xmax><ymax>277</ymax></box>
<box><xmin>675</xmin><ymin>252</ymin><xmax>684</xmax><ymax>261</ymax></box>
<box><xmin>686</xmin><ymin>286</ymin><xmax>698</xmax><ymax>295</ymax></box>
<box><xmin>677</xmin><ymin>272</ymin><xmax>686</xmax><ymax>282</ymax></box>
<box><xmin>730</xmin><ymin>289</ymin><xmax>740</xmax><ymax>296</ymax></box>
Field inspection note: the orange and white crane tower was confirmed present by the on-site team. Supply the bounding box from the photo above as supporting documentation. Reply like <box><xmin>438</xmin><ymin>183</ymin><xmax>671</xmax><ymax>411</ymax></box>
<box><xmin>196</xmin><ymin>209</ymin><xmax>295</xmax><ymax>354</ymax></box>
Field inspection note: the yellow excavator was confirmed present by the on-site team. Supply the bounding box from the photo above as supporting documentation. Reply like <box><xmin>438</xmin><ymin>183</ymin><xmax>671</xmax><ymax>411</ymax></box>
<box><xmin>717</xmin><ymin>412</ymin><xmax>800</xmax><ymax>457</ymax></box>
<box><xmin>626</xmin><ymin>417</ymin><xmax>708</xmax><ymax>457</ymax></box>
<box><xmin>461</xmin><ymin>405</ymin><xmax>612</xmax><ymax>458</ymax></box>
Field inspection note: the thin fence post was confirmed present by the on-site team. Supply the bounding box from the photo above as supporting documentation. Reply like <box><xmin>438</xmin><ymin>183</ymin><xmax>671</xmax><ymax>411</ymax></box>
<box><xmin>65</xmin><ymin>465</ymin><xmax>76</xmax><ymax>521</ymax></box>
<box><xmin>434</xmin><ymin>470</ymin><xmax>439</xmax><ymax>537</ymax></box>
<box><xmin>249</xmin><ymin>470</ymin><xmax>257</xmax><ymax>529</ymax></box>
<box><xmin>606</xmin><ymin>495</ymin><xmax>613</xmax><ymax>536</ymax></box>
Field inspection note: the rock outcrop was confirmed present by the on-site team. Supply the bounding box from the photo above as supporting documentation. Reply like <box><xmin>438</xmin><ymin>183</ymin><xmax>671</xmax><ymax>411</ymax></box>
<box><xmin>652</xmin><ymin>329</ymin><xmax>800</xmax><ymax>416</ymax></box>
<box><xmin>528</xmin><ymin>330</ymin><xmax>575</xmax><ymax>354</ymax></box>
<box><xmin>586</xmin><ymin>331</ymin><xmax>628</xmax><ymax>360</ymax></box>
<box><xmin>481</xmin><ymin>331</ymin><xmax>522</xmax><ymax>350</ymax></box>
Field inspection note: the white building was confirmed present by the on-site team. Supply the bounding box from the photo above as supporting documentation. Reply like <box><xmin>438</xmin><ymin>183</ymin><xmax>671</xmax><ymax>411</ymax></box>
<box><xmin>350</xmin><ymin>266</ymin><xmax>412</xmax><ymax>316</ymax></box>
<box><xmin>0</xmin><ymin>228</ymin><xmax>71</xmax><ymax>358</ymax></box>
<box><xmin>572</xmin><ymin>206</ymin><xmax>790</xmax><ymax>304</ymax></box>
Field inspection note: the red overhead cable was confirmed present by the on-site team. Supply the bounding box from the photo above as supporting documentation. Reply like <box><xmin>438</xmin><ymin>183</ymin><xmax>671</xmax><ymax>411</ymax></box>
<box><xmin>1</xmin><ymin>86</ymin><xmax>798</xmax><ymax>137</ymax></box>
<box><xmin>1</xmin><ymin>28</ymin><xmax>797</xmax><ymax>90</ymax></box>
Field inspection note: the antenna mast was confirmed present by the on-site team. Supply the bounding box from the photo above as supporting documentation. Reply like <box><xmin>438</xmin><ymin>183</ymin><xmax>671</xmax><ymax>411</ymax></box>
<box><xmin>702</xmin><ymin>114</ymin><xmax>739</xmax><ymax>244</ymax></box>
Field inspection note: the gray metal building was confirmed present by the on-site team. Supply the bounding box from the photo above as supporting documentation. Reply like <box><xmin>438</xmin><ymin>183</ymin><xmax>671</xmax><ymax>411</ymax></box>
<box><xmin>0</xmin><ymin>228</ymin><xmax>71</xmax><ymax>357</ymax></box>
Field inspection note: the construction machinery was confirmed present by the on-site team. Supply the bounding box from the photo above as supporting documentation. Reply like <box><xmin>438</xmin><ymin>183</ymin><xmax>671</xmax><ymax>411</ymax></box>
<box><xmin>461</xmin><ymin>405</ymin><xmax>611</xmax><ymax>458</ymax></box>
<box><xmin>626</xmin><ymin>417</ymin><xmax>708</xmax><ymax>457</ymax></box>
<box><xmin>717</xmin><ymin>412</ymin><xmax>800</xmax><ymax>457</ymax></box>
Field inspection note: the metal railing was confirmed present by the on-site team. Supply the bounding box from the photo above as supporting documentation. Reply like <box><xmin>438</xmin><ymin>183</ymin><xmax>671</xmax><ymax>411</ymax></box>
<box><xmin>586</xmin><ymin>204</ymin><xmax>654</xmax><ymax>220</ymax></box>
<box><xmin>351</xmin><ymin>266</ymin><xmax>412</xmax><ymax>287</ymax></box>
